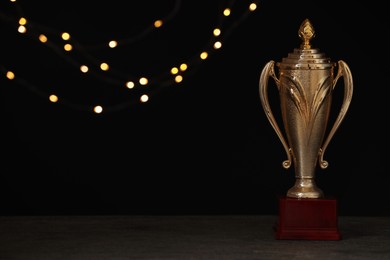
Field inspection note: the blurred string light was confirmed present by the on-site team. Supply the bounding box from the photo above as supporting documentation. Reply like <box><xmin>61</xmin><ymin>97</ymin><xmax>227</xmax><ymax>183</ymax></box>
<box><xmin>0</xmin><ymin>0</ymin><xmax>259</xmax><ymax>114</ymax></box>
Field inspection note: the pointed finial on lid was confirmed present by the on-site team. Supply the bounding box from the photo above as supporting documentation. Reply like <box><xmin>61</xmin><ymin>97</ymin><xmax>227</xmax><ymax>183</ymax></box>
<box><xmin>298</xmin><ymin>19</ymin><xmax>315</xmax><ymax>49</ymax></box>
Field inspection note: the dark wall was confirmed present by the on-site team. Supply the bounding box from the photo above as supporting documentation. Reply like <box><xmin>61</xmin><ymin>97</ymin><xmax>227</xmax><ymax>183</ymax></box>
<box><xmin>1</xmin><ymin>0</ymin><xmax>389</xmax><ymax>216</ymax></box>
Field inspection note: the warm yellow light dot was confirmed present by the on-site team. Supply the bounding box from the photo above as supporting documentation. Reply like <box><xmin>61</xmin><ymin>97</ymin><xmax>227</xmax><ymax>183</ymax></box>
<box><xmin>171</xmin><ymin>67</ymin><xmax>179</xmax><ymax>75</ymax></box>
<box><xmin>249</xmin><ymin>3</ymin><xmax>257</xmax><ymax>11</ymax></box>
<box><xmin>140</xmin><ymin>94</ymin><xmax>149</xmax><ymax>103</ymax></box>
<box><xmin>18</xmin><ymin>25</ymin><xmax>26</xmax><ymax>33</ymax></box>
<box><xmin>179</xmin><ymin>63</ymin><xmax>187</xmax><ymax>71</ymax></box>
<box><xmin>18</xmin><ymin>17</ymin><xmax>27</xmax><ymax>25</ymax></box>
<box><xmin>39</xmin><ymin>34</ymin><xmax>48</xmax><ymax>43</ymax></box>
<box><xmin>100</xmin><ymin>63</ymin><xmax>109</xmax><ymax>71</ymax></box>
<box><xmin>49</xmin><ymin>94</ymin><xmax>58</xmax><ymax>103</ymax></box>
<box><xmin>94</xmin><ymin>106</ymin><xmax>103</xmax><ymax>114</ymax></box>
<box><xmin>80</xmin><ymin>65</ymin><xmax>89</xmax><ymax>73</ymax></box>
<box><xmin>200</xmin><ymin>52</ymin><xmax>208</xmax><ymax>60</ymax></box>
<box><xmin>214</xmin><ymin>41</ymin><xmax>222</xmax><ymax>49</ymax></box>
<box><xmin>64</xmin><ymin>43</ymin><xmax>73</xmax><ymax>51</ymax></box>
<box><xmin>154</xmin><ymin>20</ymin><xmax>163</xmax><ymax>28</ymax></box>
<box><xmin>6</xmin><ymin>71</ymin><xmax>15</xmax><ymax>80</ymax></box>
<box><xmin>175</xmin><ymin>75</ymin><xmax>183</xmax><ymax>83</ymax></box>
<box><xmin>108</xmin><ymin>40</ymin><xmax>117</xmax><ymax>48</ymax></box>
<box><xmin>61</xmin><ymin>32</ymin><xmax>70</xmax><ymax>41</ymax></box>
<box><xmin>126</xmin><ymin>81</ymin><xmax>135</xmax><ymax>89</ymax></box>
<box><xmin>139</xmin><ymin>77</ymin><xmax>148</xmax><ymax>85</ymax></box>
<box><xmin>223</xmin><ymin>8</ymin><xmax>231</xmax><ymax>16</ymax></box>
<box><xmin>213</xmin><ymin>28</ymin><xmax>221</xmax><ymax>36</ymax></box>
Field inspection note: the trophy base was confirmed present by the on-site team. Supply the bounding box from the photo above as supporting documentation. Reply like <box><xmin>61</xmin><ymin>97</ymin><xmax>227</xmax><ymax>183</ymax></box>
<box><xmin>274</xmin><ymin>196</ymin><xmax>341</xmax><ymax>240</ymax></box>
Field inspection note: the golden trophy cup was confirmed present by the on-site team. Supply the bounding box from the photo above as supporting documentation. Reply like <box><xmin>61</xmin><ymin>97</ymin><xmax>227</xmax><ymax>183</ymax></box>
<box><xmin>259</xmin><ymin>19</ymin><xmax>353</xmax><ymax>240</ymax></box>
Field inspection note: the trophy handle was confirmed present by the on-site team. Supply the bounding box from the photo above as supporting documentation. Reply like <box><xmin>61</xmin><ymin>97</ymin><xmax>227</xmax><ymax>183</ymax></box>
<box><xmin>259</xmin><ymin>60</ymin><xmax>292</xmax><ymax>169</ymax></box>
<box><xmin>319</xmin><ymin>60</ymin><xmax>353</xmax><ymax>169</ymax></box>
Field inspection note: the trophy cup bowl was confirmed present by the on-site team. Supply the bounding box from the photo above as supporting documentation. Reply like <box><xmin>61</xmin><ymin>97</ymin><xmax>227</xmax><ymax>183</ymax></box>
<box><xmin>259</xmin><ymin>19</ymin><xmax>353</xmax><ymax>199</ymax></box>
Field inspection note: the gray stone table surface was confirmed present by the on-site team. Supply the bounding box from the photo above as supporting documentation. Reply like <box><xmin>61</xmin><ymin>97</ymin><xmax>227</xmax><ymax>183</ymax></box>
<box><xmin>0</xmin><ymin>215</ymin><xmax>389</xmax><ymax>259</ymax></box>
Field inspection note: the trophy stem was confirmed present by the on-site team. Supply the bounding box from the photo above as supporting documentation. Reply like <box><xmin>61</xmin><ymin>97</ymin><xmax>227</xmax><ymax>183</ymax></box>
<box><xmin>287</xmin><ymin>178</ymin><xmax>324</xmax><ymax>199</ymax></box>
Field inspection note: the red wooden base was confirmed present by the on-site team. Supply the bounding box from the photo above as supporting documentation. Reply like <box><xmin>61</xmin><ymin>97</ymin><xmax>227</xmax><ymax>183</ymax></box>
<box><xmin>274</xmin><ymin>196</ymin><xmax>341</xmax><ymax>240</ymax></box>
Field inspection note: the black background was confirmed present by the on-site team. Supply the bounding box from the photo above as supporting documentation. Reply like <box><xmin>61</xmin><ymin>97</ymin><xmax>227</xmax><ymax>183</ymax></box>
<box><xmin>1</xmin><ymin>0</ymin><xmax>389</xmax><ymax>216</ymax></box>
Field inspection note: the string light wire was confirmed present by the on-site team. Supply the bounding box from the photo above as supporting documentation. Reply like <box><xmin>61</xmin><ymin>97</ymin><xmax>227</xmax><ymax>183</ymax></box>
<box><xmin>0</xmin><ymin>0</ymin><xmax>259</xmax><ymax>114</ymax></box>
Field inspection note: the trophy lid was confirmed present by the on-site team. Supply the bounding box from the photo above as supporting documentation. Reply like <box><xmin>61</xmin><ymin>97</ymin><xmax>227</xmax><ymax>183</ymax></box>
<box><xmin>277</xmin><ymin>19</ymin><xmax>335</xmax><ymax>69</ymax></box>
